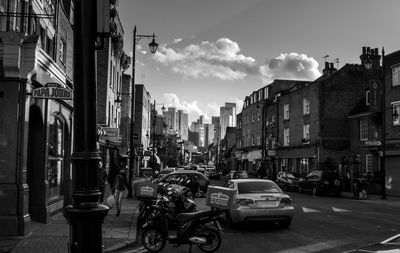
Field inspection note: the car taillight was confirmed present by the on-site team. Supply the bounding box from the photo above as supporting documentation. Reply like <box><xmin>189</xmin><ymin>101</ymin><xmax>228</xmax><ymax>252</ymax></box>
<box><xmin>236</xmin><ymin>198</ymin><xmax>254</xmax><ymax>206</ymax></box>
<box><xmin>280</xmin><ymin>198</ymin><xmax>292</xmax><ymax>205</ymax></box>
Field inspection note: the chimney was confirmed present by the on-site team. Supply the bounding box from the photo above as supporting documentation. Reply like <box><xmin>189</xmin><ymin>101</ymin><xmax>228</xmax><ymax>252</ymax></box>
<box><xmin>323</xmin><ymin>62</ymin><xmax>337</xmax><ymax>76</ymax></box>
<box><xmin>360</xmin><ymin>46</ymin><xmax>381</xmax><ymax>69</ymax></box>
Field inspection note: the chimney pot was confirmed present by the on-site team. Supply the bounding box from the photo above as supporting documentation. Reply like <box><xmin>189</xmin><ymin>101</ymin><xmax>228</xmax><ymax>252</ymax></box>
<box><xmin>362</xmin><ymin>47</ymin><xmax>366</xmax><ymax>55</ymax></box>
<box><xmin>325</xmin><ymin>62</ymin><xmax>329</xmax><ymax>69</ymax></box>
<box><xmin>375</xmin><ymin>48</ymin><xmax>379</xmax><ymax>55</ymax></box>
<box><xmin>330</xmin><ymin>62</ymin><xmax>334</xmax><ymax>69</ymax></box>
<box><xmin>367</xmin><ymin>47</ymin><xmax>371</xmax><ymax>54</ymax></box>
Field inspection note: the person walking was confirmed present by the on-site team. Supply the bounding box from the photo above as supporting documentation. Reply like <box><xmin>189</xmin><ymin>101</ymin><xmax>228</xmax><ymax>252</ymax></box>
<box><xmin>114</xmin><ymin>166</ymin><xmax>129</xmax><ymax>216</ymax></box>
<box><xmin>98</xmin><ymin>161</ymin><xmax>107</xmax><ymax>203</ymax></box>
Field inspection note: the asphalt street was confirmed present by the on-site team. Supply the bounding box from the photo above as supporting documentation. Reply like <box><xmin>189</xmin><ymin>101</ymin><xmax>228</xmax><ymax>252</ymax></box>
<box><xmin>119</xmin><ymin>192</ymin><xmax>400</xmax><ymax>253</ymax></box>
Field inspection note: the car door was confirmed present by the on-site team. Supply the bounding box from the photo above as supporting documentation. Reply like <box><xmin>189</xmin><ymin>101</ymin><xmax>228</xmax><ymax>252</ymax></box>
<box><xmin>303</xmin><ymin>172</ymin><xmax>316</xmax><ymax>191</ymax></box>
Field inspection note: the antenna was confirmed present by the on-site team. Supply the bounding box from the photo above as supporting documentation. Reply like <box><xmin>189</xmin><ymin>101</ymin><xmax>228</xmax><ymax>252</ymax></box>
<box><xmin>322</xmin><ymin>55</ymin><xmax>329</xmax><ymax>62</ymax></box>
<box><xmin>334</xmin><ymin>58</ymin><xmax>339</xmax><ymax>68</ymax></box>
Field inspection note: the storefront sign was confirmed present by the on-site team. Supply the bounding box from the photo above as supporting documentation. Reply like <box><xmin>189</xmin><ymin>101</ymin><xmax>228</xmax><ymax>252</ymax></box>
<box><xmin>102</xmin><ymin>127</ymin><xmax>119</xmax><ymax>137</ymax></box>
<box><xmin>32</xmin><ymin>83</ymin><xmax>73</xmax><ymax>100</ymax></box>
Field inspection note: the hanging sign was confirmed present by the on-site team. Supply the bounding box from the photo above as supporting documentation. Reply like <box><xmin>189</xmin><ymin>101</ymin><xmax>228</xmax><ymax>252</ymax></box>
<box><xmin>369</xmin><ymin>80</ymin><xmax>381</xmax><ymax>112</ymax></box>
<box><xmin>32</xmin><ymin>83</ymin><xmax>73</xmax><ymax>100</ymax></box>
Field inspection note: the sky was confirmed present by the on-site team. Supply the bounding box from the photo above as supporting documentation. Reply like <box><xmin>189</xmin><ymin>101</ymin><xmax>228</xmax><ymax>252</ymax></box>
<box><xmin>117</xmin><ymin>0</ymin><xmax>400</xmax><ymax>124</ymax></box>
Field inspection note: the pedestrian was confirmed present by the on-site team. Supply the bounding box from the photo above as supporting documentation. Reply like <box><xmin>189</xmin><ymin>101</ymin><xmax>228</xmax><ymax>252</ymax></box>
<box><xmin>113</xmin><ymin>167</ymin><xmax>129</xmax><ymax>216</ymax></box>
<box><xmin>98</xmin><ymin>161</ymin><xmax>107</xmax><ymax>203</ymax></box>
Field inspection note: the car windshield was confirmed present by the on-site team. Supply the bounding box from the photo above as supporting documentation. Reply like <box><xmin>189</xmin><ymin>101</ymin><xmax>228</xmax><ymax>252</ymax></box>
<box><xmin>237</xmin><ymin>181</ymin><xmax>282</xmax><ymax>194</ymax></box>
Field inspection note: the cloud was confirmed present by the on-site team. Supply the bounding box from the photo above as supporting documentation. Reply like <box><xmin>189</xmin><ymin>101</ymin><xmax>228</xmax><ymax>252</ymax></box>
<box><xmin>154</xmin><ymin>38</ymin><xmax>259</xmax><ymax>80</ymax></box>
<box><xmin>162</xmin><ymin>93</ymin><xmax>237</xmax><ymax>125</ymax></box>
<box><xmin>173</xmin><ymin>38</ymin><xmax>182</xmax><ymax>44</ymax></box>
<box><xmin>260</xmin><ymin>53</ymin><xmax>321</xmax><ymax>83</ymax></box>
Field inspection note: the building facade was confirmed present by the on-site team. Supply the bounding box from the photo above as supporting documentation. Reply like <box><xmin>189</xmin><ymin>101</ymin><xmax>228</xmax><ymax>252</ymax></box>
<box><xmin>0</xmin><ymin>0</ymin><xmax>74</xmax><ymax>235</ymax></box>
<box><xmin>220</xmin><ymin>102</ymin><xmax>236</xmax><ymax>140</ymax></box>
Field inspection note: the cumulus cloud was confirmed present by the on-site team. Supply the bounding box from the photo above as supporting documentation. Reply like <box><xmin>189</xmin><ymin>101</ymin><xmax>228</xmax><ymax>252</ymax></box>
<box><xmin>162</xmin><ymin>93</ymin><xmax>234</xmax><ymax>124</ymax></box>
<box><xmin>154</xmin><ymin>38</ymin><xmax>259</xmax><ymax>81</ymax></box>
<box><xmin>260</xmin><ymin>53</ymin><xmax>321</xmax><ymax>83</ymax></box>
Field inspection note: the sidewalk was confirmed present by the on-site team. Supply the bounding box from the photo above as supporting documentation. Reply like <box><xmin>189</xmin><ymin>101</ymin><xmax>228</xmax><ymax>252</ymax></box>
<box><xmin>341</xmin><ymin>191</ymin><xmax>400</xmax><ymax>206</ymax></box>
<box><xmin>0</xmin><ymin>194</ymin><xmax>139</xmax><ymax>253</ymax></box>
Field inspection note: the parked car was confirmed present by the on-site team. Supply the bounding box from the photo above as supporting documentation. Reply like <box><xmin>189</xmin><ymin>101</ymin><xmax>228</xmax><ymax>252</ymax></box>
<box><xmin>276</xmin><ymin>172</ymin><xmax>300</xmax><ymax>191</ymax></box>
<box><xmin>230</xmin><ymin>170</ymin><xmax>248</xmax><ymax>179</ymax></box>
<box><xmin>225</xmin><ymin>179</ymin><xmax>294</xmax><ymax>227</ymax></box>
<box><xmin>298</xmin><ymin>170</ymin><xmax>342</xmax><ymax>196</ymax></box>
<box><xmin>159</xmin><ymin>171</ymin><xmax>210</xmax><ymax>198</ymax></box>
<box><xmin>159</xmin><ymin>167</ymin><xmax>176</xmax><ymax>176</ymax></box>
<box><xmin>343</xmin><ymin>234</ymin><xmax>400</xmax><ymax>252</ymax></box>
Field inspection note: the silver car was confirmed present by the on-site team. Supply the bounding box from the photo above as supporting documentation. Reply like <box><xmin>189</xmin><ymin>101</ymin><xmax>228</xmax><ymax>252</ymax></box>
<box><xmin>225</xmin><ymin>179</ymin><xmax>294</xmax><ymax>227</ymax></box>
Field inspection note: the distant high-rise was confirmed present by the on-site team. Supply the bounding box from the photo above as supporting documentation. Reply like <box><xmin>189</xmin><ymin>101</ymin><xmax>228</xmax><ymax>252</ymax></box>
<box><xmin>177</xmin><ymin>110</ymin><xmax>189</xmax><ymax>140</ymax></box>
<box><xmin>220</xmin><ymin>102</ymin><xmax>236</xmax><ymax>140</ymax></box>
<box><xmin>164</xmin><ymin>107</ymin><xmax>177</xmax><ymax>133</ymax></box>
<box><xmin>204</xmin><ymin>123</ymin><xmax>215</xmax><ymax>147</ymax></box>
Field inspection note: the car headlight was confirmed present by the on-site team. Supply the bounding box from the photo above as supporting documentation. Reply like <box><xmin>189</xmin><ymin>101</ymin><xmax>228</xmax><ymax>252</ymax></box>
<box><xmin>280</xmin><ymin>197</ymin><xmax>292</xmax><ymax>205</ymax></box>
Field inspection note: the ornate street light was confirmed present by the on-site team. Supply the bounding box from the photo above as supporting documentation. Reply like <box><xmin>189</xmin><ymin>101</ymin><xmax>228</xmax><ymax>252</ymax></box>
<box><xmin>128</xmin><ymin>26</ymin><xmax>158</xmax><ymax>198</ymax></box>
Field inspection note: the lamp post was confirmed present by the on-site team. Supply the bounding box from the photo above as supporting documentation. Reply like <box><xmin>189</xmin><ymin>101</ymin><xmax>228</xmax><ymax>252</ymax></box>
<box><xmin>128</xmin><ymin>26</ymin><xmax>158</xmax><ymax>198</ymax></box>
<box><xmin>152</xmin><ymin>100</ymin><xmax>165</xmax><ymax>172</ymax></box>
<box><xmin>63</xmin><ymin>1</ymin><xmax>108</xmax><ymax>252</ymax></box>
<box><xmin>363</xmin><ymin>47</ymin><xmax>386</xmax><ymax>199</ymax></box>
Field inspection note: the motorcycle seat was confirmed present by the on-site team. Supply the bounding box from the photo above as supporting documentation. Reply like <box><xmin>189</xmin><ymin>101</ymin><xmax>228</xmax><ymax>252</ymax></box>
<box><xmin>176</xmin><ymin>210</ymin><xmax>214</xmax><ymax>222</ymax></box>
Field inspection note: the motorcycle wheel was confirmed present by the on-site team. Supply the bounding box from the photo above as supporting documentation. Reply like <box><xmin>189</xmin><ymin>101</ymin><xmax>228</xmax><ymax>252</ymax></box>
<box><xmin>197</xmin><ymin>227</ymin><xmax>221</xmax><ymax>252</ymax></box>
<box><xmin>141</xmin><ymin>227</ymin><xmax>166</xmax><ymax>252</ymax></box>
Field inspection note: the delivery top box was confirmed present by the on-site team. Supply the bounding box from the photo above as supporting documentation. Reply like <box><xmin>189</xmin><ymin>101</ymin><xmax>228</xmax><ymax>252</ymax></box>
<box><xmin>205</xmin><ymin>186</ymin><xmax>236</xmax><ymax>210</ymax></box>
<box><xmin>135</xmin><ymin>181</ymin><xmax>159</xmax><ymax>198</ymax></box>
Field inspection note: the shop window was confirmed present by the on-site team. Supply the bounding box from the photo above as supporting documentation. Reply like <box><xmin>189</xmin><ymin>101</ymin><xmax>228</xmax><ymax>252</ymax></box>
<box><xmin>303</xmin><ymin>124</ymin><xmax>310</xmax><ymax>142</ymax></box>
<box><xmin>48</xmin><ymin>116</ymin><xmax>63</xmax><ymax>188</ymax></box>
<box><xmin>280</xmin><ymin>158</ymin><xmax>288</xmax><ymax>171</ymax></box>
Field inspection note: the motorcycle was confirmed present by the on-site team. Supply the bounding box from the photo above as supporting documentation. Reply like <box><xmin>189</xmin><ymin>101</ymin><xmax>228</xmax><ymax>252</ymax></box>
<box><xmin>141</xmin><ymin>202</ymin><xmax>226</xmax><ymax>253</ymax></box>
<box><xmin>137</xmin><ymin>181</ymin><xmax>197</xmax><ymax>226</ymax></box>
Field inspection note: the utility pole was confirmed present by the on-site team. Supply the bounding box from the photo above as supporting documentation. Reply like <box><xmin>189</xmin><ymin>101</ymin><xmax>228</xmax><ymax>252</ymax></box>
<box><xmin>64</xmin><ymin>1</ymin><xmax>108</xmax><ymax>252</ymax></box>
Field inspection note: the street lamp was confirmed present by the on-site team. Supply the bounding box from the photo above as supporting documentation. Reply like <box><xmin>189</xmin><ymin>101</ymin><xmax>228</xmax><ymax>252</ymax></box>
<box><xmin>128</xmin><ymin>26</ymin><xmax>158</xmax><ymax>198</ymax></box>
<box><xmin>363</xmin><ymin>47</ymin><xmax>386</xmax><ymax>199</ymax></box>
<box><xmin>152</xmin><ymin>100</ymin><xmax>165</xmax><ymax>172</ymax></box>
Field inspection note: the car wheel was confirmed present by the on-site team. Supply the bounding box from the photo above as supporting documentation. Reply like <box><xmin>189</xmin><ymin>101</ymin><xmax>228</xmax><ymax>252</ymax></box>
<box><xmin>279</xmin><ymin>219</ymin><xmax>292</xmax><ymax>228</ymax></box>
<box><xmin>312</xmin><ymin>186</ymin><xmax>318</xmax><ymax>196</ymax></box>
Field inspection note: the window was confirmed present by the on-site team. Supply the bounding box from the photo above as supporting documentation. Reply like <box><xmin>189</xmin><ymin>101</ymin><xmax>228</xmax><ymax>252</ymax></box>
<box><xmin>264</xmin><ymin>87</ymin><xmax>269</xmax><ymax>99</ymax></box>
<box><xmin>393</xmin><ymin>103</ymin><xmax>400</xmax><ymax>126</ymax></box>
<box><xmin>257</xmin><ymin>136</ymin><xmax>261</xmax><ymax>145</ymax></box>
<box><xmin>303</xmin><ymin>98</ymin><xmax>310</xmax><ymax>115</ymax></box>
<box><xmin>360</xmin><ymin>119</ymin><xmax>368</xmax><ymax>141</ymax></box>
<box><xmin>284</xmin><ymin>104</ymin><xmax>289</xmax><ymax>120</ymax></box>
<box><xmin>252</xmin><ymin>134</ymin><xmax>255</xmax><ymax>145</ymax></box>
<box><xmin>281</xmin><ymin>158</ymin><xmax>288</xmax><ymax>171</ymax></box>
<box><xmin>365</xmin><ymin>90</ymin><xmax>370</xmax><ymax>105</ymax></box>
<box><xmin>393</xmin><ymin>65</ymin><xmax>400</xmax><ymax>87</ymax></box>
<box><xmin>48</xmin><ymin>116</ymin><xmax>64</xmax><ymax>188</ymax></box>
<box><xmin>257</xmin><ymin>109</ymin><xmax>261</xmax><ymax>121</ymax></box>
<box><xmin>303</xmin><ymin>124</ymin><xmax>310</xmax><ymax>141</ymax></box>
<box><xmin>284</xmin><ymin>128</ymin><xmax>289</xmax><ymax>146</ymax></box>
<box><xmin>59</xmin><ymin>38</ymin><xmax>66</xmax><ymax>63</ymax></box>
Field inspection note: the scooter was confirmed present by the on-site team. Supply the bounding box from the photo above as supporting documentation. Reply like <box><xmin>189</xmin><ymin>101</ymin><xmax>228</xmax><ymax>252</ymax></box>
<box><xmin>141</xmin><ymin>202</ymin><xmax>225</xmax><ymax>253</ymax></box>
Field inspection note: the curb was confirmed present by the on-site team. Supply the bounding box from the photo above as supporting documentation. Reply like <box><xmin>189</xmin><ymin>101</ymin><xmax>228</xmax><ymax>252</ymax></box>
<box><xmin>103</xmin><ymin>204</ymin><xmax>140</xmax><ymax>253</ymax></box>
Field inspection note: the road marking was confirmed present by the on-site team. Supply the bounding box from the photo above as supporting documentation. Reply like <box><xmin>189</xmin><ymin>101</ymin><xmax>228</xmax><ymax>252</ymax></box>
<box><xmin>302</xmin><ymin>207</ymin><xmax>320</xmax><ymax>212</ymax></box>
<box><xmin>332</xmin><ymin>207</ymin><xmax>350</xmax><ymax>212</ymax></box>
<box><xmin>274</xmin><ymin>239</ymin><xmax>348</xmax><ymax>253</ymax></box>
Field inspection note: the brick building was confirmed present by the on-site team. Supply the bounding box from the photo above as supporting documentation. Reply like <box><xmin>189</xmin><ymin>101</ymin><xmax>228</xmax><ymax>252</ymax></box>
<box><xmin>384</xmin><ymin>49</ymin><xmax>400</xmax><ymax>196</ymax></box>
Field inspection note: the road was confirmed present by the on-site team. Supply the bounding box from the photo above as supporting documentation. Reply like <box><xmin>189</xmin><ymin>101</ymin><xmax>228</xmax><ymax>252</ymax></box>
<box><xmin>122</xmin><ymin>192</ymin><xmax>400</xmax><ymax>253</ymax></box>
